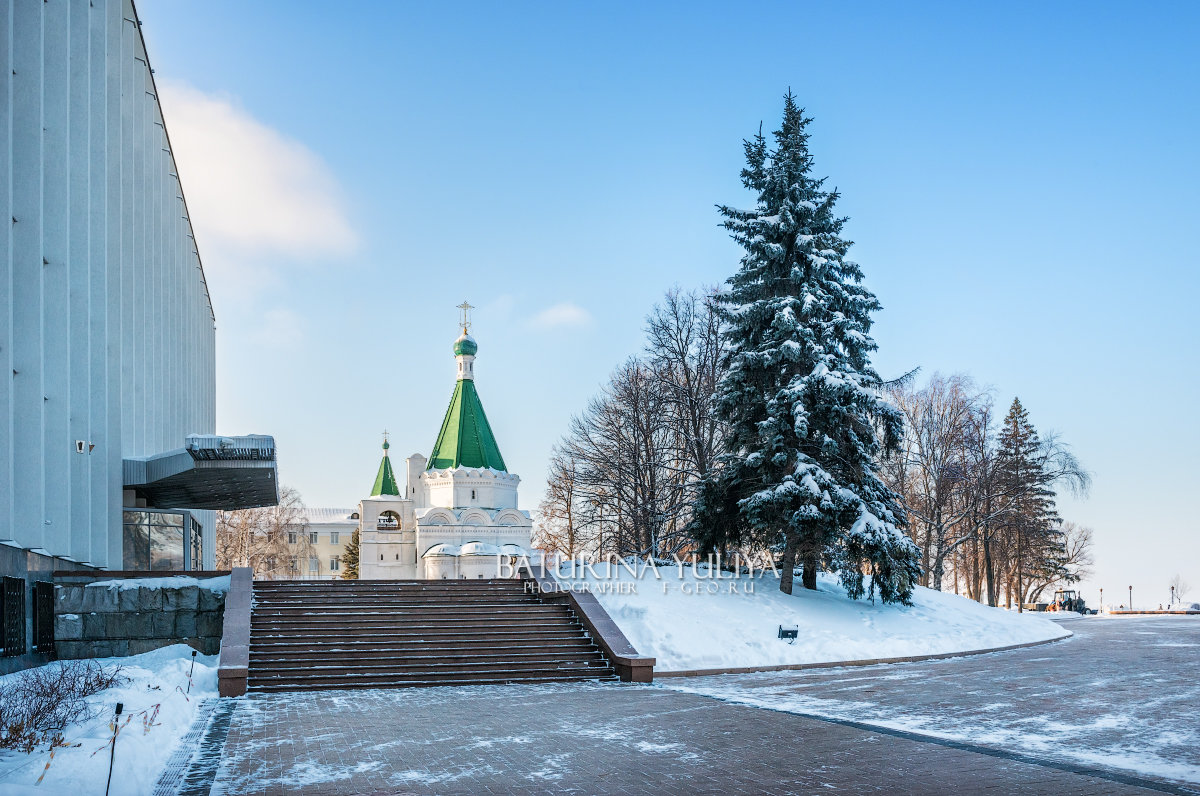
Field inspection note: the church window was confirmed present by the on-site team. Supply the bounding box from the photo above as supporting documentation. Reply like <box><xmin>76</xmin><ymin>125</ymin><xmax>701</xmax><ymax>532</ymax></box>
<box><xmin>331</xmin><ymin>532</ymin><xmax>340</xmax><ymax>544</ymax></box>
<box><xmin>380</xmin><ymin>554</ymin><xmax>384</xmax><ymax>560</ymax></box>
<box><xmin>471</xmin><ymin>489</ymin><xmax>476</xmax><ymax>501</ymax></box>
<box><xmin>395</xmin><ymin>553</ymin><xmax>399</xmax><ymax>560</ymax></box>
<box><xmin>350</xmin><ymin>512</ymin><xmax>360</xmax><ymax>520</ymax></box>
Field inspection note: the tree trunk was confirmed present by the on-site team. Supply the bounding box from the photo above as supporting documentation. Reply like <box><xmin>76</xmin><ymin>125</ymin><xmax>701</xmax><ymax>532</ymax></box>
<box><xmin>801</xmin><ymin>552</ymin><xmax>818</xmax><ymax>591</ymax></box>
<box><xmin>779</xmin><ymin>534</ymin><xmax>800</xmax><ymax>595</ymax></box>
<box><xmin>982</xmin><ymin>534</ymin><xmax>996</xmax><ymax>606</ymax></box>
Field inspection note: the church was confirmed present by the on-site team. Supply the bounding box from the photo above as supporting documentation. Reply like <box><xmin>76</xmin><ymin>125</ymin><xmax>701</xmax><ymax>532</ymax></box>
<box><xmin>357</xmin><ymin>307</ymin><xmax>533</xmax><ymax>579</ymax></box>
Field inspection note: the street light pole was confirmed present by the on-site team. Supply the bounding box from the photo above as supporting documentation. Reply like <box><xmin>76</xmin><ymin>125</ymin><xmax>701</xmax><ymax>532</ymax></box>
<box><xmin>1129</xmin><ymin>585</ymin><xmax>1133</xmax><ymax>612</ymax></box>
<box><xmin>1100</xmin><ymin>588</ymin><xmax>1104</xmax><ymax>613</ymax></box>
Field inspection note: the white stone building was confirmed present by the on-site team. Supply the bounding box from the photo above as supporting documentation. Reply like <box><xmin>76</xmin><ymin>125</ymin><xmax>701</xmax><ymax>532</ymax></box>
<box><xmin>359</xmin><ymin>320</ymin><xmax>532</xmax><ymax>579</ymax></box>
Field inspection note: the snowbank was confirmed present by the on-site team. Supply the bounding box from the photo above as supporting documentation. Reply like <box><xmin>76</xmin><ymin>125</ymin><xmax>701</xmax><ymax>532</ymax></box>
<box><xmin>555</xmin><ymin>563</ymin><xmax>1069</xmax><ymax>671</ymax></box>
<box><xmin>83</xmin><ymin>574</ymin><xmax>231</xmax><ymax>593</ymax></box>
<box><xmin>0</xmin><ymin>645</ymin><xmax>217</xmax><ymax>795</ymax></box>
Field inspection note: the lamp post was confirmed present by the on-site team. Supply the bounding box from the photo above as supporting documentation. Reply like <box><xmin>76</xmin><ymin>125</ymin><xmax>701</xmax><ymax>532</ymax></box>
<box><xmin>1100</xmin><ymin>588</ymin><xmax>1104</xmax><ymax>613</ymax></box>
<box><xmin>1171</xmin><ymin>585</ymin><xmax>1176</xmax><ymax>608</ymax></box>
<box><xmin>1128</xmin><ymin>585</ymin><xmax>1133</xmax><ymax>612</ymax></box>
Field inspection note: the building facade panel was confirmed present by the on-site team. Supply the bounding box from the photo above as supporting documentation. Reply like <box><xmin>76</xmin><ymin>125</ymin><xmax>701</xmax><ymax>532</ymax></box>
<box><xmin>2</xmin><ymin>0</ymin><xmax>218</xmax><ymax>566</ymax></box>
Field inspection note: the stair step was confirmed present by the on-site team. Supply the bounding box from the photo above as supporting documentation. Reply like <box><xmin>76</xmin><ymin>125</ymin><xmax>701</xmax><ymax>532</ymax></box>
<box><xmin>250</xmin><ymin>605</ymin><xmax>567</xmax><ymax>616</ymax></box>
<box><xmin>248</xmin><ymin>664</ymin><xmax>614</xmax><ymax>686</ymax></box>
<box><xmin>250</xmin><ymin>649</ymin><xmax>604</xmax><ymax>667</ymax></box>
<box><xmin>249</xmin><ymin>654</ymin><xmax>607</xmax><ymax>674</ymax></box>
<box><xmin>249</xmin><ymin>635</ymin><xmax>593</xmax><ymax>651</ymax></box>
<box><xmin>248</xmin><ymin>673</ymin><xmax>619</xmax><ymax>692</ymax></box>
<box><xmin>251</xmin><ymin>619</ymin><xmax>580</xmax><ymax>631</ymax></box>
<box><xmin>251</xmin><ymin>641</ymin><xmax>597</xmax><ymax>659</ymax></box>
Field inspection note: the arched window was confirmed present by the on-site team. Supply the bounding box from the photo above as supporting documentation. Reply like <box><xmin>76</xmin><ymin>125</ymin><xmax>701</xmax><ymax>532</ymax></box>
<box><xmin>377</xmin><ymin>510</ymin><xmax>401</xmax><ymax>530</ymax></box>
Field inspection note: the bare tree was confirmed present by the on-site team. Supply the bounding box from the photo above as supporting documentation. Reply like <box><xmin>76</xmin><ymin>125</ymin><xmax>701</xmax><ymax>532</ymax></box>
<box><xmin>215</xmin><ymin>485</ymin><xmax>312</xmax><ymax>579</ymax></box>
<box><xmin>645</xmin><ymin>287</ymin><xmax>725</xmax><ymax>491</ymax></box>
<box><xmin>534</xmin><ymin>447</ymin><xmax>595</xmax><ymax>558</ymax></box>
<box><xmin>1022</xmin><ymin>520</ymin><xmax>1094</xmax><ymax>603</ymax></box>
<box><xmin>882</xmin><ymin>373</ymin><xmax>987</xmax><ymax>590</ymax></box>
<box><xmin>1169</xmin><ymin>573</ymin><xmax>1192</xmax><ymax>604</ymax></box>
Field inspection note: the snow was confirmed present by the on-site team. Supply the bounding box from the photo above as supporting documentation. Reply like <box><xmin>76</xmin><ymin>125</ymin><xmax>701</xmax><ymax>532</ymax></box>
<box><xmin>0</xmin><ymin>645</ymin><xmax>218</xmax><ymax>795</ymax></box>
<box><xmin>655</xmin><ymin>617</ymin><xmax>1200</xmax><ymax>786</ymax></box>
<box><xmin>555</xmin><ymin>562</ymin><xmax>1069</xmax><ymax>671</ymax></box>
<box><xmin>83</xmin><ymin>575</ymin><xmax>230</xmax><ymax>593</ymax></box>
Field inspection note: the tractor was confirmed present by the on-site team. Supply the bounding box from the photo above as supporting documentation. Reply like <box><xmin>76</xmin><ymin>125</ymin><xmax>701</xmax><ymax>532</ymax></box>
<box><xmin>1049</xmin><ymin>589</ymin><xmax>1087</xmax><ymax>614</ymax></box>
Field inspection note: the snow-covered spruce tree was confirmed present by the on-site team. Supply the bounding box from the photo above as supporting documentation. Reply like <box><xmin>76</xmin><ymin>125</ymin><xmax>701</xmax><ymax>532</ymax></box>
<box><xmin>705</xmin><ymin>92</ymin><xmax>919</xmax><ymax>602</ymax></box>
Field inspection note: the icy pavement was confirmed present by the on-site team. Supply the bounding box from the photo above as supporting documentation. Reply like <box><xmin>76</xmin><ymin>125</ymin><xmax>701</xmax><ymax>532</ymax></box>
<box><xmin>659</xmin><ymin>616</ymin><xmax>1200</xmax><ymax>788</ymax></box>
<box><xmin>199</xmin><ymin>678</ymin><xmax>1171</xmax><ymax>795</ymax></box>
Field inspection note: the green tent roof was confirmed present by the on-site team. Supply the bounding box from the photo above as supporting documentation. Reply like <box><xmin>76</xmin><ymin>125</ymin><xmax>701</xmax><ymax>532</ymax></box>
<box><xmin>371</xmin><ymin>443</ymin><xmax>401</xmax><ymax>496</ymax></box>
<box><xmin>428</xmin><ymin>379</ymin><xmax>507</xmax><ymax>471</ymax></box>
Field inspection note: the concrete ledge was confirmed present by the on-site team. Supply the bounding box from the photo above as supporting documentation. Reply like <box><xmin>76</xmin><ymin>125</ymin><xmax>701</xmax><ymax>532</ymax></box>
<box><xmin>1106</xmin><ymin>610</ymin><xmax>1199</xmax><ymax>615</ymax></box>
<box><xmin>521</xmin><ymin>566</ymin><xmax>655</xmax><ymax>683</ymax></box>
<box><xmin>218</xmin><ymin>567</ymin><xmax>252</xmax><ymax>697</ymax></box>
<box><xmin>655</xmin><ymin>632</ymin><xmax>1071</xmax><ymax>678</ymax></box>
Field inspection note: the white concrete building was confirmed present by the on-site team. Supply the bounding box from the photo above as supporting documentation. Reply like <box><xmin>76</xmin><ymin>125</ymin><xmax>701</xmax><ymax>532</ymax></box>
<box><xmin>2</xmin><ymin>0</ymin><xmax>277</xmax><ymax>667</ymax></box>
<box><xmin>359</xmin><ymin>321</ymin><xmax>532</xmax><ymax>580</ymax></box>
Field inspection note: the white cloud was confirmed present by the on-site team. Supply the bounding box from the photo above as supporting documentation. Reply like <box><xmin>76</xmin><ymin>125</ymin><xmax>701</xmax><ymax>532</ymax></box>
<box><xmin>529</xmin><ymin>302</ymin><xmax>593</xmax><ymax>329</ymax></box>
<box><xmin>158</xmin><ymin>80</ymin><xmax>358</xmax><ymax>265</ymax></box>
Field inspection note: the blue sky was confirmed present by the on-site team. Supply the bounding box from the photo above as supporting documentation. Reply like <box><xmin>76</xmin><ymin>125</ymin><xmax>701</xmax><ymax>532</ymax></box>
<box><xmin>138</xmin><ymin>1</ymin><xmax>1198</xmax><ymax>606</ymax></box>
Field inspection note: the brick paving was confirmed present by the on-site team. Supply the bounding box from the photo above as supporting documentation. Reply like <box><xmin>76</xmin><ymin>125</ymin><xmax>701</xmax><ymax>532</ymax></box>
<box><xmin>205</xmin><ymin>680</ymin><xmax>1172</xmax><ymax>795</ymax></box>
<box><xmin>659</xmin><ymin>616</ymin><xmax>1200</xmax><ymax>790</ymax></box>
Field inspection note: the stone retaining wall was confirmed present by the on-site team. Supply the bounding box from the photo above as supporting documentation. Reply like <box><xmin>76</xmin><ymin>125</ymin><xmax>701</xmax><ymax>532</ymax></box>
<box><xmin>54</xmin><ymin>576</ymin><xmax>228</xmax><ymax>659</ymax></box>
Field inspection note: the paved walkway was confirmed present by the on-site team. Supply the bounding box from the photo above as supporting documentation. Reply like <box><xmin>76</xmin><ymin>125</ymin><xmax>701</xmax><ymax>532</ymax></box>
<box><xmin>661</xmin><ymin>616</ymin><xmax>1200</xmax><ymax>789</ymax></box>
<box><xmin>182</xmin><ymin>617</ymin><xmax>1198</xmax><ymax>795</ymax></box>
<box><xmin>199</xmin><ymin>685</ymin><xmax>1172</xmax><ymax>795</ymax></box>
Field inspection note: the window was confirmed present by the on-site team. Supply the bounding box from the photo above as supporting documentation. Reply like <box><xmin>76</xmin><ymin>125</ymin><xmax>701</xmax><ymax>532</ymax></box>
<box><xmin>122</xmin><ymin>509</ymin><xmax>188</xmax><ymax>570</ymax></box>
<box><xmin>330</xmin><ymin>532</ymin><xmax>340</xmax><ymax>545</ymax></box>
<box><xmin>331</xmin><ymin>557</ymin><xmax>340</xmax><ymax>571</ymax></box>
<box><xmin>471</xmin><ymin>489</ymin><xmax>476</xmax><ymax>501</ymax></box>
<box><xmin>288</xmin><ymin>532</ymin><xmax>297</xmax><ymax>545</ymax></box>
<box><xmin>309</xmin><ymin>532</ymin><xmax>318</xmax><ymax>544</ymax></box>
<box><xmin>289</xmin><ymin>557</ymin><xmax>298</xmax><ymax>572</ymax></box>
<box><xmin>350</xmin><ymin>512</ymin><xmax>360</xmax><ymax>520</ymax></box>
<box><xmin>309</xmin><ymin>557</ymin><xmax>319</xmax><ymax>572</ymax></box>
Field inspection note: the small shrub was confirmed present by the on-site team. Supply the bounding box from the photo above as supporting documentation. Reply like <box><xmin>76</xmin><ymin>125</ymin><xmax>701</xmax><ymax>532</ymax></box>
<box><xmin>0</xmin><ymin>660</ymin><xmax>126</xmax><ymax>752</ymax></box>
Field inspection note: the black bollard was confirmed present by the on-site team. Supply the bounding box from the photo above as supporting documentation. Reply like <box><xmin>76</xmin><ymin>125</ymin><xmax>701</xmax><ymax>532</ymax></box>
<box><xmin>188</xmin><ymin>649</ymin><xmax>198</xmax><ymax>694</ymax></box>
<box><xmin>105</xmin><ymin>702</ymin><xmax>123</xmax><ymax>796</ymax></box>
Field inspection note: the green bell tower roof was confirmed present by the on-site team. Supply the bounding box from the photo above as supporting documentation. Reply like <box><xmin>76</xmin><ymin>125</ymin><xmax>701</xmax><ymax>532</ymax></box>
<box><xmin>428</xmin><ymin>309</ymin><xmax>507</xmax><ymax>471</ymax></box>
<box><xmin>371</xmin><ymin>434</ymin><xmax>401</xmax><ymax>496</ymax></box>
<box><xmin>428</xmin><ymin>380</ymin><xmax>507</xmax><ymax>471</ymax></box>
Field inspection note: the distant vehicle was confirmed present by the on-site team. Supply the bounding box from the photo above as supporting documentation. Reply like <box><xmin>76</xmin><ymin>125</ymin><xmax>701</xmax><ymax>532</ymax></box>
<box><xmin>1048</xmin><ymin>589</ymin><xmax>1087</xmax><ymax>614</ymax></box>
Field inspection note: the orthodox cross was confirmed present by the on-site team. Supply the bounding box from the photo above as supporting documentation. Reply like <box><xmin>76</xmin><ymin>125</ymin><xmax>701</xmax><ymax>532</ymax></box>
<box><xmin>457</xmin><ymin>301</ymin><xmax>473</xmax><ymax>333</ymax></box>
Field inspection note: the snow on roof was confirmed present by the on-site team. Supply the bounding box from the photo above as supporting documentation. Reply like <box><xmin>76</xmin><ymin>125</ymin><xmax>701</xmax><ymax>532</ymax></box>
<box><xmin>459</xmin><ymin>542</ymin><xmax>502</xmax><ymax>556</ymax></box>
<box><xmin>299</xmin><ymin>507</ymin><xmax>358</xmax><ymax>524</ymax></box>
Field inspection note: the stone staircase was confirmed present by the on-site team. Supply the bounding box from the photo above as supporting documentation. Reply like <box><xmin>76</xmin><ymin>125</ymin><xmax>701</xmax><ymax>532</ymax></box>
<box><xmin>247</xmin><ymin>579</ymin><xmax>617</xmax><ymax>692</ymax></box>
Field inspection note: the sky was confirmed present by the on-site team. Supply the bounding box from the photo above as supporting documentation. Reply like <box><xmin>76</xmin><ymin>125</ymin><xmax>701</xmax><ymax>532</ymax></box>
<box><xmin>136</xmin><ymin>1</ymin><xmax>1199</xmax><ymax>608</ymax></box>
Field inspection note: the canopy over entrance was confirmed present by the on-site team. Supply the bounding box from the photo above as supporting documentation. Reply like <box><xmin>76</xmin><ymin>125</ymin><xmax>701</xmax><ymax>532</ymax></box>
<box><xmin>123</xmin><ymin>434</ymin><xmax>279</xmax><ymax>510</ymax></box>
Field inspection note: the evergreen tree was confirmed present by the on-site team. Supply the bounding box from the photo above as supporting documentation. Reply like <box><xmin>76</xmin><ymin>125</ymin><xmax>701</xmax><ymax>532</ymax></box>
<box><xmin>340</xmin><ymin>527</ymin><xmax>360</xmax><ymax>580</ymax></box>
<box><xmin>996</xmin><ymin>398</ymin><xmax>1067</xmax><ymax>607</ymax></box>
<box><xmin>700</xmin><ymin>92</ymin><xmax>919</xmax><ymax>602</ymax></box>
